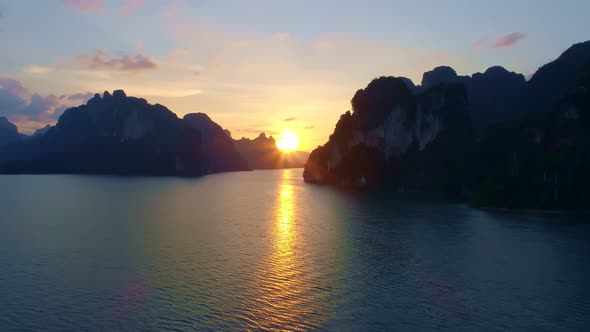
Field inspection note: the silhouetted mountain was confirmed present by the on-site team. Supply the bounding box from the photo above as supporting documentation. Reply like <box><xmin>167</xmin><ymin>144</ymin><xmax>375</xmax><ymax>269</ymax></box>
<box><xmin>232</xmin><ymin>132</ymin><xmax>308</xmax><ymax>169</ymax></box>
<box><xmin>0</xmin><ymin>116</ymin><xmax>19</xmax><ymax>147</ymax></box>
<box><xmin>183</xmin><ymin>113</ymin><xmax>249</xmax><ymax>172</ymax></box>
<box><xmin>420</xmin><ymin>65</ymin><xmax>527</xmax><ymax>133</ymax></box>
<box><xmin>304</xmin><ymin>77</ymin><xmax>473</xmax><ymax>194</ymax></box>
<box><xmin>421</xmin><ymin>66</ymin><xmax>468</xmax><ymax>89</ymax></box>
<box><xmin>33</xmin><ymin>124</ymin><xmax>52</xmax><ymax>137</ymax></box>
<box><xmin>472</xmin><ymin>62</ymin><xmax>590</xmax><ymax>210</ymax></box>
<box><xmin>0</xmin><ymin>90</ymin><xmax>249</xmax><ymax>176</ymax></box>
<box><xmin>468</xmin><ymin>66</ymin><xmax>527</xmax><ymax>132</ymax></box>
<box><xmin>304</xmin><ymin>40</ymin><xmax>590</xmax><ymax>210</ymax></box>
<box><xmin>527</xmin><ymin>40</ymin><xmax>590</xmax><ymax>112</ymax></box>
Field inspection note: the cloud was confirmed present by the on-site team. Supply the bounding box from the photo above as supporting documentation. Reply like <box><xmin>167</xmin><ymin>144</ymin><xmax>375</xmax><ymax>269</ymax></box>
<box><xmin>283</xmin><ymin>117</ymin><xmax>296</xmax><ymax>122</ymax></box>
<box><xmin>232</xmin><ymin>40</ymin><xmax>250</xmax><ymax>48</ymax></box>
<box><xmin>304</xmin><ymin>125</ymin><xmax>315</xmax><ymax>129</ymax></box>
<box><xmin>164</xmin><ymin>3</ymin><xmax>179</xmax><ymax>18</ymax></box>
<box><xmin>75</xmin><ymin>50</ymin><xmax>158</xmax><ymax>72</ymax></box>
<box><xmin>67</xmin><ymin>92</ymin><xmax>95</xmax><ymax>102</ymax></box>
<box><xmin>273</xmin><ymin>32</ymin><xmax>290</xmax><ymax>41</ymax></box>
<box><xmin>23</xmin><ymin>94</ymin><xmax>61</xmax><ymax>117</ymax></box>
<box><xmin>125</xmin><ymin>87</ymin><xmax>201</xmax><ymax>97</ymax></box>
<box><xmin>236</xmin><ymin>128</ymin><xmax>280</xmax><ymax>135</ymax></box>
<box><xmin>121</xmin><ymin>0</ymin><xmax>144</xmax><ymax>14</ymax></box>
<box><xmin>23</xmin><ymin>64</ymin><xmax>54</xmax><ymax>74</ymax></box>
<box><xmin>0</xmin><ymin>77</ymin><xmax>27</xmax><ymax>95</ymax></box>
<box><xmin>0</xmin><ymin>77</ymin><xmax>68</xmax><ymax>127</ymax></box>
<box><xmin>62</xmin><ymin>0</ymin><xmax>104</xmax><ymax>13</ymax></box>
<box><xmin>0</xmin><ymin>78</ymin><xmax>28</xmax><ymax>111</ymax></box>
<box><xmin>494</xmin><ymin>32</ymin><xmax>526</xmax><ymax>48</ymax></box>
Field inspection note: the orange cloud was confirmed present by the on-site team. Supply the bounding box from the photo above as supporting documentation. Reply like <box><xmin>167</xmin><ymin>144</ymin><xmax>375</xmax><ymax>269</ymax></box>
<box><xmin>273</xmin><ymin>32</ymin><xmax>290</xmax><ymax>41</ymax></box>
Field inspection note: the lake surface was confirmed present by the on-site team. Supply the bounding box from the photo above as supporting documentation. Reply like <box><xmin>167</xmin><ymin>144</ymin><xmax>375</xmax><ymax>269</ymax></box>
<box><xmin>0</xmin><ymin>169</ymin><xmax>589</xmax><ymax>331</ymax></box>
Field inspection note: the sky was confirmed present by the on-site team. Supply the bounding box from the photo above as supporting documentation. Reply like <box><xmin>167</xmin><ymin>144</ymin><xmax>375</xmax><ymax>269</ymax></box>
<box><xmin>0</xmin><ymin>0</ymin><xmax>589</xmax><ymax>151</ymax></box>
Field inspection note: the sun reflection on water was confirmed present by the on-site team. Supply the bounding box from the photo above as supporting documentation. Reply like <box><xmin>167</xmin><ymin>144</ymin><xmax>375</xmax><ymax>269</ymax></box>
<box><xmin>276</xmin><ymin>184</ymin><xmax>295</xmax><ymax>252</ymax></box>
<box><xmin>240</xmin><ymin>170</ymin><xmax>320</xmax><ymax>331</ymax></box>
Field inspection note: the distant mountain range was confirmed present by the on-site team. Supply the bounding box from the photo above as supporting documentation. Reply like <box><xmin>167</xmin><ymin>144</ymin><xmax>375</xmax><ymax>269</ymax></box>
<box><xmin>0</xmin><ymin>90</ymin><xmax>305</xmax><ymax>176</ymax></box>
<box><xmin>304</xmin><ymin>40</ymin><xmax>590</xmax><ymax>211</ymax></box>
<box><xmin>231</xmin><ymin>132</ymin><xmax>308</xmax><ymax>169</ymax></box>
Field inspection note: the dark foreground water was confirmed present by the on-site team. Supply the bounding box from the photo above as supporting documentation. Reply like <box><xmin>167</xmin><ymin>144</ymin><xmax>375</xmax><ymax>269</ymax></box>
<box><xmin>0</xmin><ymin>169</ymin><xmax>589</xmax><ymax>331</ymax></box>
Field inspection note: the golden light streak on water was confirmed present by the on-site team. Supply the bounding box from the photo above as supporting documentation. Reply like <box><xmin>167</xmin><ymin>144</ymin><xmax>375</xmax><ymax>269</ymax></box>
<box><xmin>240</xmin><ymin>170</ymin><xmax>320</xmax><ymax>331</ymax></box>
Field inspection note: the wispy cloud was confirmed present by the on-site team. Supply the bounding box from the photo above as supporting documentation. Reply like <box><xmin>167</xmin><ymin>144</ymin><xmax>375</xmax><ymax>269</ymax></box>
<box><xmin>23</xmin><ymin>64</ymin><xmax>54</xmax><ymax>74</ymax></box>
<box><xmin>273</xmin><ymin>32</ymin><xmax>290</xmax><ymax>41</ymax></box>
<box><xmin>62</xmin><ymin>0</ymin><xmax>104</xmax><ymax>13</ymax></box>
<box><xmin>472</xmin><ymin>37</ymin><xmax>490</xmax><ymax>49</ymax></box>
<box><xmin>304</xmin><ymin>125</ymin><xmax>315</xmax><ymax>129</ymax></box>
<box><xmin>494</xmin><ymin>32</ymin><xmax>526</xmax><ymax>48</ymax></box>
<box><xmin>66</xmin><ymin>92</ymin><xmax>95</xmax><ymax>102</ymax></box>
<box><xmin>236</xmin><ymin>128</ymin><xmax>280</xmax><ymax>135</ymax></box>
<box><xmin>283</xmin><ymin>117</ymin><xmax>296</xmax><ymax>122</ymax></box>
<box><xmin>121</xmin><ymin>0</ymin><xmax>144</xmax><ymax>14</ymax></box>
<box><xmin>75</xmin><ymin>50</ymin><xmax>158</xmax><ymax>72</ymax></box>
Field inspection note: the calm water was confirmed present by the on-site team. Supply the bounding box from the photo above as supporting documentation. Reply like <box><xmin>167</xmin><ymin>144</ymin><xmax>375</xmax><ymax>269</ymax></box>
<box><xmin>0</xmin><ymin>169</ymin><xmax>589</xmax><ymax>331</ymax></box>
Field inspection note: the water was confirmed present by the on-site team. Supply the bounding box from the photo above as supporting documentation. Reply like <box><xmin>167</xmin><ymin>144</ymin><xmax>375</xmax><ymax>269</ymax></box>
<box><xmin>0</xmin><ymin>169</ymin><xmax>589</xmax><ymax>331</ymax></box>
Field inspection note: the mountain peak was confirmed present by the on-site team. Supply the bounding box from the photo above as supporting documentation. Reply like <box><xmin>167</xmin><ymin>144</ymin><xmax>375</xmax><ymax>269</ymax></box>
<box><xmin>113</xmin><ymin>89</ymin><xmax>127</xmax><ymax>98</ymax></box>
<box><xmin>421</xmin><ymin>66</ymin><xmax>460</xmax><ymax>88</ymax></box>
<box><xmin>0</xmin><ymin>116</ymin><xmax>18</xmax><ymax>134</ymax></box>
<box><xmin>527</xmin><ymin>40</ymin><xmax>590</xmax><ymax>110</ymax></box>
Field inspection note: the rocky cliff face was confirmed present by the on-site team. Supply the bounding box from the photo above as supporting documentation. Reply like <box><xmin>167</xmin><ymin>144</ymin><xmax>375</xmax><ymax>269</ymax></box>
<box><xmin>0</xmin><ymin>90</ymin><xmax>249</xmax><ymax>176</ymax></box>
<box><xmin>304</xmin><ymin>77</ymin><xmax>473</xmax><ymax>193</ymax></box>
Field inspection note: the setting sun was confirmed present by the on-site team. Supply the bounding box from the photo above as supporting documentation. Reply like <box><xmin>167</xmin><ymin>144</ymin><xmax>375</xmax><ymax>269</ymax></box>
<box><xmin>276</xmin><ymin>131</ymin><xmax>299</xmax><ymax>152</ymax></box>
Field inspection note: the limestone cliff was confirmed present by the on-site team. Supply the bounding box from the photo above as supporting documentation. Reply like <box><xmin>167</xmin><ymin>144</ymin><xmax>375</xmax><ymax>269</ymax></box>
<box><xmin>304</xmin><ymin>77</ymin><xmax>473</xmax><ymax>194</ymax></box>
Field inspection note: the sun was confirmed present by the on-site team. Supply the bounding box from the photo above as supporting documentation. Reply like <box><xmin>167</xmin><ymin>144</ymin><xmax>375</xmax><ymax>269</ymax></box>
<box><xmin>276</xmin><ymin>131</ymin><xmax>299</xmax><ymax>152</ymax></box>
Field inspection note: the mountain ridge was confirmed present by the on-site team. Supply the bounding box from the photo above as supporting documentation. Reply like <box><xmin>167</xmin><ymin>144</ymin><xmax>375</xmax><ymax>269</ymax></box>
<box><xmin>0</xmin><ymin>90</ymin><xmax>250</xmax><ymax>176</ymax></box>
<box><xmin>304</xmin><ymin>40</ymin><xmax>590</xmax><ymax>211</ymax></box>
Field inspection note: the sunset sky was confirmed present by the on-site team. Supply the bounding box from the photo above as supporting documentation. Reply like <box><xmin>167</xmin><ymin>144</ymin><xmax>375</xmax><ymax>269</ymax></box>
<box><xmin>0</xmin><ymin>0</ymin><xmax>589</xmax><ymax>151</ymax></box>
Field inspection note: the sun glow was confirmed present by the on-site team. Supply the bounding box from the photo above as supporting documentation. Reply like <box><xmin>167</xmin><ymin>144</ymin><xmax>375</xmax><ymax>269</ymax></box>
<box><xmin>276</xmin><ymin>131</ymin><xmax>299</xmax><ymax>152</ymax></box>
